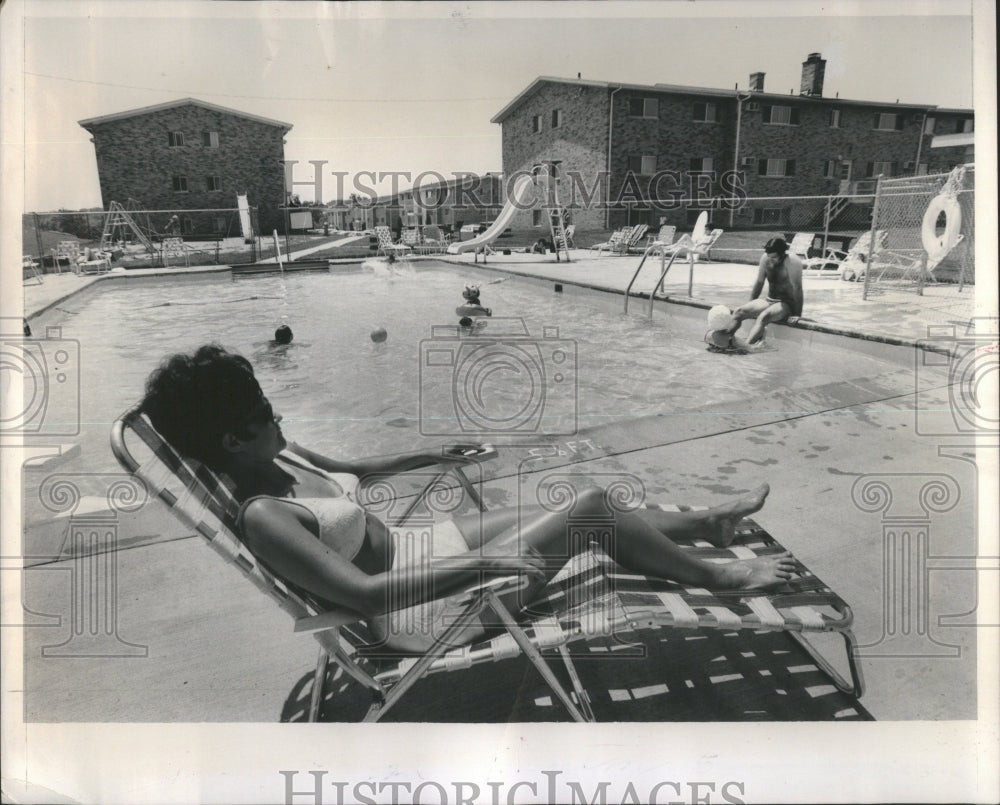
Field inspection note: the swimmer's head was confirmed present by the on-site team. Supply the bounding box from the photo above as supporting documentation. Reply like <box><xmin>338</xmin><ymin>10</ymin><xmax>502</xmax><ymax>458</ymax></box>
<box><xmin>462</xmin><ymin>284</ymin><xmax>481</xmax><ymax>301</ymax></box>
<box><xmin>706</xmin><ymin>305</ymin><xmax>736</xmax><ymax>332</ymax></box>
<box><xmin>763</xmin><ymin>237</ymin><xmax>788</xmax><ymax>256</ymax></box>
<box><xmin>706</xmin><ymin>329</ymin><xmax>734</xmax><ymax>350</ymax></box>
<box><xmin>274</xmin><ymin>325</ymin><xmax>293</xmax><ymax>345</ymax></box>
<box><xmin>370</xmin><ymin>326</ymin><xmax>388</xmax><ymax>343</ymax></box>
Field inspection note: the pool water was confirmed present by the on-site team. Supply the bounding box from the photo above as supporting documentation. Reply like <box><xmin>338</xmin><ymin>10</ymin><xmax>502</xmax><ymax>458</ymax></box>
<box><xmin>33</xmin><ymin>261</ymin><xmax>901</xmax><ymax>473</ymax></box>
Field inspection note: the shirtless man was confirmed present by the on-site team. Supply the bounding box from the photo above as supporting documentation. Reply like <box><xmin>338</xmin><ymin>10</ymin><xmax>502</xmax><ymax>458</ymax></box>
<box><xmin>727</xmin><ymin>237</ymin><xmax>804</xmax><ymax>345</ymax></box>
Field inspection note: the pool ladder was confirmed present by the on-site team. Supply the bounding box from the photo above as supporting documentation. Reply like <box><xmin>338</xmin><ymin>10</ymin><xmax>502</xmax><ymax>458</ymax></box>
<box><xmin>624</xmin><ymin>243</ymin><xmax>695</xmax><ymax>316</ymax></box>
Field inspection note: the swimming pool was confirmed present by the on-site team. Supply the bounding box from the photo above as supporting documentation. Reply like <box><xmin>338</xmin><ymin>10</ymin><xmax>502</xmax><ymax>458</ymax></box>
<box><xmin>28</xmin><ymin>260</ymin><xmax>911</xmax><ymax>475</ymax></box>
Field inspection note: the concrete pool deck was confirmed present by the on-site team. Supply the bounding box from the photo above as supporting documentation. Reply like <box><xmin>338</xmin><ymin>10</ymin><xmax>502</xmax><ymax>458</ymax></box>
<box><xmin>15</xmin><ymin>256</ymin><xmax>990</xmax><ymax>723</ymax></box>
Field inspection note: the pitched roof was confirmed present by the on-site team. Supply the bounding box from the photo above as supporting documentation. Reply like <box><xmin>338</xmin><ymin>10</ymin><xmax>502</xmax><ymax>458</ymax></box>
<box><xmin>491</xmin><ymin>76</ymin><xmax>970</xmax><ymax>123</ymax></box>
<box><xmin>79</xmin><ymin>98</ymin><xmax>293</xmax><ymax>131</ymax></box>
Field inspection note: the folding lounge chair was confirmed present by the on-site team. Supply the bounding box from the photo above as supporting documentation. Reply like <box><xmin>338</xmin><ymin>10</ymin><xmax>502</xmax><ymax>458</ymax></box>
<box><xmin>787</xmin><ymin>232</ymin><xmax>816</xmax><ymax>263</ymax></box>
<box><xmin>646</xmin><ymin>225</ymin><xmax>677</xmax><ymax>251</ymax></box>
<box><xmin>592</xmin><ymin>227</ymin><xmax>628</xmax><ymax>256</ymax></box>
<box><xmin>864</xmin><ymin>233</ymin><xmax>965</xmax><ymax>287</ymax></box>
<box><xmin>623</xmin><ymin>224</ymin><xmax>650</xmax><ymax>254</ymax></box>
<box><xmin>111</xmin><ymin>405</ymin><xmax>595</xmax><ymax>723</ymax></box>
<box><xmin>562</xmin><ymin>224</ymin><xmax>577</xmax><ymax>250</ymax></box>
<box><xmin>23</xmin><ymin>255</ymin><xmax>43</xmax><ymax>285</ymax></box>
<box><xmin>801</xmin><ymin>230</ymin><xmax>887</xmax><ymax>279</ymax></box>
<box><xmin>535</xmin><ymin>504</ymin><xmax>864</xmax><ymax>703</ymax></box>
<box><xmin>374</xmin><ymin>225</ymin><xmax>412</xmax><ymax>258</ymax></box>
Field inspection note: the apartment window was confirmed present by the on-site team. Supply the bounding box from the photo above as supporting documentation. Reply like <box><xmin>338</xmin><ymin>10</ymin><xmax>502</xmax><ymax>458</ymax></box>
<box><xmin>904</xmin><ymin>161</ymin><xmax>929</xmax><ymax>176</ymax></box>
<box><xmin>532</xmin><ymin>115</ymin><xmax>542</xmax><ymax>133</ymax></box>
<box><xmin>753</xmin><ymin>207</ymin><xmax>787</xmax><ymax>225</ymax></box>
<box><xmin>757</xmin><ymin>158</ymin><xmax>796</xmax><ymax>177</ymax></box>
<box><xmin>628</xmin><ymin>155</ymin><xmax>657</xmax><ymax>176</ymax></box>
<box><xmin>692</xmin><ymin>102</ymin><xmax>720</xmax><ymax>123</ymax></box>
<box><xmin>532</xmin><ymin>209</ymin><xmax>543</xmax><ymax>227</ymax></box>
<box><xmin>873</xmin><ymin>112</ymin><xmax>904</xmax><ymax>131</ymax></box>
<box><xmin>822</xmin><ymin>160</ymin><xmax>837</xmax><ymax>178</ymax></box>
<box><xmin>957</xmin><ymin>118</ymin><xmax>974</xmax><ymax>133</ymax></box>
<box><xmin>551</xmin><ymin>109</ymin><xmax>562</xmax><ymax>128</ymax></box>
<box><xmin>828</xmin><ymin>109</ymin><xmax>841</xmax><ymax>128</ymax></box>
<box><xmin>689</xmin><ymin>157</ymin><xmax>714</xmax><ymax>173</ymax></box>
<box><xmin>866</xmin><ymin>161</ymin><xmax>897</xmax><ymax>177</ymax></box>
<box><xmin>172</xmin><ymin>176</ymin><xmax>188</xmax><ymax>193</ymax></box>
<box><xmin>762</xmin><ymin>105</ymin><xmax>800</xmax><ymax>125</ymax></box>
<box><xmin>206</xmin><ymin>175</ymin><xmax>221</xmax><ymax>191</ymax></box>
<box><xmin>202</xmin><ymin>131</ymin><xmax>220</xmax><ymax>148</ymax></box>
<box><xmin>168</xmin><ymin>131</ymin><xmax>185</xmax><ymax>147</ymax></box>
<box><xmin>628</xmin><ymin>97</ymin><xmax>658</xmax><ymax>118</ymax></box>
<box><xmin>923</xmin><ymin>116</ymin><xmax>936</xmax><ymax>135</ymax></box>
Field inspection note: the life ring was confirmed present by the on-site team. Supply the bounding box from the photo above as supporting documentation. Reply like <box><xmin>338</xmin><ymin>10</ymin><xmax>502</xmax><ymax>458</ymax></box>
<box><xmin>456</xmin><ymin>304</ymin><xmax>492</xmax><ymax>317</ymax></box>
<box><xmin>921</xmin><ymin>193</ymin><xmax>962</xmax><ymax>262</ymax></box>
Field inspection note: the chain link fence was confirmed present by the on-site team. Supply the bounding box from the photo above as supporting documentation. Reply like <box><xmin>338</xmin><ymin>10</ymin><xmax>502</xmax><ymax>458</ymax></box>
<box><xmin>862</xmin><ymin>166</ymin><xmax>974</xmax><ymax>297</ymax></box>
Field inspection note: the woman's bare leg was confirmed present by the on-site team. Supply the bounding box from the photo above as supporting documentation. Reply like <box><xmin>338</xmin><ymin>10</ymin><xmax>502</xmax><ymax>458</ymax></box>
<box><xmin>450</xmin><ymin>484</ymin><xmax>793</xmax><ymax>591</ymax></box>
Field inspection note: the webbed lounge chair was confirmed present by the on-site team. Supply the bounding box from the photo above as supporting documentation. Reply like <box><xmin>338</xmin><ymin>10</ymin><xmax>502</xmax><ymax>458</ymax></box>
<box><xmin>374</xmin><ymin>225</ymin><xmax>412</xmax><ymax>258</ymax></box>
<box><xmin>113</xmin><ymin>405</ymin><xmax>864</xmax><ymax>722</ymax></box>
<box><xmin>111</xmin><ymin>405</ymin><xmax>594</xmax><ymax>722</ymax></box>
<box><xmin>802</xmin><ymin>230</ymin><xmax>888</xmax><ymax>279</ymax></box>
<box><xmin>623</xmin><ymin>224</ymin><xmax>650</xmax><ymax>254</ymax></box>
<box><xmin>23</xmin><ymin>255</ymin><xmax>43</xmax><ymax>285</ymax></box>
<box><xmin>787</xmin><ymin>232</ymin><xmax>817</xmax><ymax>263</ymax></box>
<box><xmin>592</xmin><ymin>227</ymin><xmax>628</xmax><ymax>256</ymax></box>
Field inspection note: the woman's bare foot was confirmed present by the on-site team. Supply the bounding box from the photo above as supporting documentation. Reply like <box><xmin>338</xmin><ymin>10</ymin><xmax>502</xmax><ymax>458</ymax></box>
<box><xmin>702</xmin><ymin>483</ymin><xmax>770</xmax><ymax>547</ymax></box>
<box><xmin>713</xmin><ymin>551</ymin><xmax>796</xmax><ymax>591</ymax></box>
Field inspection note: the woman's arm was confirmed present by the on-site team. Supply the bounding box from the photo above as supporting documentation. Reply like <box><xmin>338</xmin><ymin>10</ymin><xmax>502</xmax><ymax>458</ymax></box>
<box><xmin>286</xmin><ymin>441</ymin><xmax>475</xmax><ymax>480</ymax></box>
<box><xmin>240</xmin><ymin>499</ymin><xmax>541</xmax><ymax>618</ymax></box>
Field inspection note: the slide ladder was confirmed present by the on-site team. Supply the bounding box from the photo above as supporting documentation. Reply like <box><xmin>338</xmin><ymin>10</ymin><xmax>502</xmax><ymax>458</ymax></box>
<box><xmin>101</xmin><ymin>201</ymin><xmax>154</xmax><ymax>253</ymax></box>
<box><xmin>547</xmin><ymin>207</ymin><xmax>571</xmax><ymax>263</ymax></box>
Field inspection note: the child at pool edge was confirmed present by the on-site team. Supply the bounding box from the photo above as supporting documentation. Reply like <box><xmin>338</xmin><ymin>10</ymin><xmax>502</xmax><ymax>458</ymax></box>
<box><xmin>139</xmin><ymin>345</ymin><xmax>796</xmax><ymax>650</ymax></box>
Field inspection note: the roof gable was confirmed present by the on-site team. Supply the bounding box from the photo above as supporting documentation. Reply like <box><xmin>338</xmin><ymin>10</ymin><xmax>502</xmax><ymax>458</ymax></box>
<box><xmin>79</xmin><ymin>98</ymin><xmax>292</xmax><ymax>132</ymax></box>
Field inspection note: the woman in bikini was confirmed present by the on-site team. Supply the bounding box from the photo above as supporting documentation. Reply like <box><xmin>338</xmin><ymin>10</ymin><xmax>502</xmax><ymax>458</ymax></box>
<box><xmin>140</xmin><ymin>345</ymin><xmax>795</xmax><ymax>650</ymax></box>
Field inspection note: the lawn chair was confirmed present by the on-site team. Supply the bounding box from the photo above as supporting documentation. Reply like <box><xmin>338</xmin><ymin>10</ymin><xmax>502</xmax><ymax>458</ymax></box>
<box><xmin>160</xmin><ymin>237</ymin><xmax>190</xmax><ymax>268</ymax></box>
<box><xmin>111</xmin><ymin>405</ymin><xmax>595</xmax><ymax>722</ymax></box>
<box><xmin>787</xmin><ymin>232</ymin><xmax>816</xmax><ymax>263</ymax></box>
<box><xmin>646</xmin><ymin>225</ymin><xmax>677</xmax><ymax>251</ymax></box>
<box><xmin>77</xmin><ymin>246</ymin><xmax>112</xmax><ymax>275</ymax></box>
<box><xmin>421</xmin><ymin>226</ymin><xmax>448</xmax><ymax>253</ymax></box>
<box><xmin>623</xmin><ymin>224</ymin><xmax>650</xmax><ymax>254</ymax></box>
<box><xmin>562</xmin><ymin>224</ymin><xmax>576</xmax><ymax>249</ymax></box>
<box><xmin>52</xmin><ymin>240</ymin><xmax>83</xmax><ymax>274</ymax></box>
<box><xmin>23</xmin><ymin>255</ymin><xmax>43</xmax><ymax>285</ymax></box>
<box><xmin>802</xmin><ymin>230</ymin><xmax>887</xmax><ymax>279</ymax></box>
<box><xmin>865</xmin><ymin>233</ymin><xmax>965</xmax><ymax>287</ymax></box>
<box><xmin>374</xmin><ymin>225</ymin><xmax>412</xmax><ymax>258</ymax></box>
<box><xmin>592</xmin><ymin>227</ymin><xmax>629</xmax><ymax>256</ymax></box>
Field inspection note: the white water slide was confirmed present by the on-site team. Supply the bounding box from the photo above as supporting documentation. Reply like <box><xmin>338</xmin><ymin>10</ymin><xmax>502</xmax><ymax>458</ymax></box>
<box><xmin>447</xmin><ymin>175</ymin><xmax>535</xmax><ymax>254</ymax></box>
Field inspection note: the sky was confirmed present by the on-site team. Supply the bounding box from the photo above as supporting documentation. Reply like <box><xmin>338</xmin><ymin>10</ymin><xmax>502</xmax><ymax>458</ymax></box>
<box><xmin>9</xmin><ymin>0</ymin><xmax>982</xmax><ymax>211</ymax></box>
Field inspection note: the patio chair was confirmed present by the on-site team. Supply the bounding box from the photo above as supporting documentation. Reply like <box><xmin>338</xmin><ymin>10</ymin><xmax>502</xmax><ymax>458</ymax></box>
<box><xmin>110</xmin><ymin>405</ymin><xmax>595</xmax><ymax>723</ymax></box>
<box><xmin>374</xmin><ymin>225</ymin><xmax>412</xmax><ymax>258</ymax></box>
<box><xmin>646</xmin><ymin>225</ymin><xmax>677</xmax><ymax>253</ymax></box>
<box><xmin>592</xmin><ymin>228</ymin><xmax>629</xmax><ymax>256</ymax></box>
<box><xmin>864</xmin><ymin>233</ymin><xmax>965</xmax><ymax>287</ymax></box>
<box><xmin>787</xmin><ymin>232</ymin><xmax>816</xmax><ymax>263</ymax></box>
<box><xmin>77</xmin><ymin>246</ymin><xmax>112</xmax><ymax>275</ymax></box>
<box><xmin>160</xmin><ymin>237</ymin><xmax>190</xmax><ymax>268</ymax></box>
<box><xmin>52</xmin><ymin>240</ymin><xmax>83</xmax><ymax>274</ymax></box>
<box><xmin>623</xmin><ymin>224</ymin><xmax>651</xmax><ymax>253</ymax></box>
<box><xmin>421</xmin><ymin>226</ymin><xmax>448</xmax><ymax>253</ymax></box>
<box><xmin>802</xmin><ymin>230</ymin><xmax>888</xmax><ymax>279</ymax></box>
<box><xmin>562</xmin><ymin>224</ymin><xmax>576</xmax><ymax>249</ymax></box>
<box><xmin>662</xmin><ymin>227</ymin><xmax>724</xmax><ymax>261</ymax></box>
<box><xmin>23</xmin><ymin>255</ymin><xmax>43</xmax><ymax>285</ymax></box>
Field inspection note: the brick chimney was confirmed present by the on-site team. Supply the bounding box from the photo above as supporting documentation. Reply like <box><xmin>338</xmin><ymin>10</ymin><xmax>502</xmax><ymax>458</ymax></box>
<box><xmin>800</xmin><ymin>53</ymin><xmax>826</xmax><ymax>97</ymax></box>
<box><xmin>749</xmin><ymin>72</ymin><xmax>765</xmax><ymax>92</ymax></box>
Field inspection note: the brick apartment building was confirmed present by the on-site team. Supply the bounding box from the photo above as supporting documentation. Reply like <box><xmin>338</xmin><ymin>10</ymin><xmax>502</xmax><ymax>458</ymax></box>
<box><xmin>79</xmin><ymin>98</ymin><xmax>292</xmax><ymax>236</ymax></box>
<box><xmin>492</xmin><ymin>54</ymin><xmax>974</xmax><ymax>232</ymax></box>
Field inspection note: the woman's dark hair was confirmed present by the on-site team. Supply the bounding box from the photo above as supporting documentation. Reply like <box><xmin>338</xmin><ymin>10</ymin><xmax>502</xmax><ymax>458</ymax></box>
<box><xmin>140</xmin><ymin>344</ymin><xmax>263</xmax><ymax>469</ymax></box>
